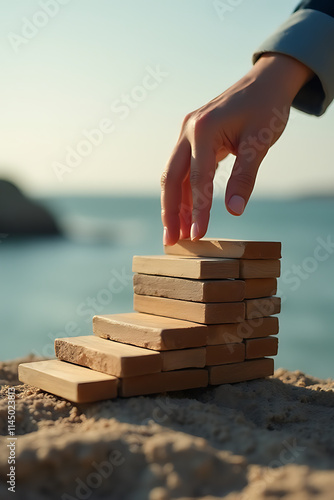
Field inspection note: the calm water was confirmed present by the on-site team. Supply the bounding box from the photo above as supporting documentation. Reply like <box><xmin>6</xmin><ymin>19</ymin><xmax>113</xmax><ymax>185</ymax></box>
<box><xmin>1</xmin><ymin>195</ymin><xmax>334</xmax><ymax>379</ymax></box>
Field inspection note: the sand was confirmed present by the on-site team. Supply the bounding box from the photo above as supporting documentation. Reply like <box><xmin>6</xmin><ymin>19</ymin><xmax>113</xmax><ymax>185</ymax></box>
<box><xmin>0</xmin><ymin>356</ymin><xmax>334</xmax><ymax>500</ymax></box>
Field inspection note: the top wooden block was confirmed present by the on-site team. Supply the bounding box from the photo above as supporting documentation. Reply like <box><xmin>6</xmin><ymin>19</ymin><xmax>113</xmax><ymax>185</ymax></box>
<box><xmin>133</xmin><ymin>255</ymin><xmax>239</xmax><ymax>280</ymax></box>
<box><xmin>164</xmin><ymin>238</ymin><xmax>281</xmax><ymax>260</ymax></box>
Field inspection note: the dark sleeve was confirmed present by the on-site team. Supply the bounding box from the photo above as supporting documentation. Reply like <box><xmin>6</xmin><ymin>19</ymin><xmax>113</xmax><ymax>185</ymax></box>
<box><xmin>294</xmin><ymin>0</ymin><xmax>334</xmax><ymax>18</ymax></box>
<box><xmin>253</xmin><ymin>1</ymin><xmax>334</xmax><ymax>116</ymax></box>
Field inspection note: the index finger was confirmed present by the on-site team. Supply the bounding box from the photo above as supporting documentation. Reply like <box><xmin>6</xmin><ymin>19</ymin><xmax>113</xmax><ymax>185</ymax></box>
<box><xmin>189</xmin><ymin>146</ymin><xmax>216</xmax><ymax>240</ymax></box>
<box><xmin>161</xmin><ymin>140</ymin><xmax>191</xmax><ymax>246</ymax></box>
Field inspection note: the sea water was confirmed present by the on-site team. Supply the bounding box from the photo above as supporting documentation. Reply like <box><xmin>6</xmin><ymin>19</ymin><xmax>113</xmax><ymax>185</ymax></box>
<box><xmin>1</xmin><ymin>195</ymin><xmax>333</xmax><ymax>379</ymax></box>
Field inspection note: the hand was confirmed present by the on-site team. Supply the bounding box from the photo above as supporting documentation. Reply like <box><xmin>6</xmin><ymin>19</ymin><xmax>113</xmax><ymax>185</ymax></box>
<box><xmin>161</xmin><ymin>53</ymin><xmax>313</xmax><ymax>245</ymax></box>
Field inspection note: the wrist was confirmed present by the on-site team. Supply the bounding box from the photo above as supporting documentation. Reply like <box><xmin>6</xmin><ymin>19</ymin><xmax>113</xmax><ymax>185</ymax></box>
<box><xmin>250</xmin><ymin>53</ymin><xmax>314</xmax><ymax>102</ymax></box>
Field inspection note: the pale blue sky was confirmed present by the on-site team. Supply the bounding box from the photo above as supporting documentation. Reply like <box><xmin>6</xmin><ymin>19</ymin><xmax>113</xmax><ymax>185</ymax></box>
<box><xmin>0</xmin><ymin>0</ymin><xmax>333</xmax><ymax>196</ymax></box>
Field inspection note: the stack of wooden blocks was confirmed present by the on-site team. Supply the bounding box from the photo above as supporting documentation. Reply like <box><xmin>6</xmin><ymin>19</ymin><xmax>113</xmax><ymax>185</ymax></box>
<box><xmin>19</xmin><ymin>239</ymin><xmax>281</xmax><ymax>403</ymax></box>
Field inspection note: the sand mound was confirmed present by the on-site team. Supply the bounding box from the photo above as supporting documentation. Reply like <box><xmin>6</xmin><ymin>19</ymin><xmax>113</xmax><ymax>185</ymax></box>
<box><xmin>0</xmin><ymin>357</ymin><xmax>333</xmax><ymax>499</ymax></box>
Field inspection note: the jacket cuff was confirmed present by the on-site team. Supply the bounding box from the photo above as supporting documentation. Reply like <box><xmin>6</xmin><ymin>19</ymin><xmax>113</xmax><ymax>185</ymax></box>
<box><xmin>253</xmin><ymin>9</ymin><xmax>334</xmax><ymax>116</ymax></box>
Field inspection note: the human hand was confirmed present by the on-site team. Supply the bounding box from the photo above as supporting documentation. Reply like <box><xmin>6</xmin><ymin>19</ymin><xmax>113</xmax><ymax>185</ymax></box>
<box><xmin>161</xmin><ymin>53</ymin><xmax>313</xmax><ymax>245</ymax></box>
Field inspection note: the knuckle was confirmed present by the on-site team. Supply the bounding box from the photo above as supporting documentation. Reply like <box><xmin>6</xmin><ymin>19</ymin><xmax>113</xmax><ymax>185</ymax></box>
<box><xmin>161</xmin><ymin>207</ymin><xmax>179</xmax><ymax>220</ymax></box>
<box><xmin>192</xmin><ymin>111</ymin><xmax>213</xmax><ymax>140</ymax></box>
<box><xmin>234</xmin><ymin>171</ymin><xmax>256</xmax><ymax>190</ymax></box>
<box><xmin>191</xmin><ymin>207</ymin><xmax>201</xmax><ymax>220</ymax></box>
<box><xmin>189</xmin><ymin>169</ymin><xmax>206</xmax><ymax>187</ymax></box>
<box><xmin>182</xmin><ymin>112</ymin><xmax>193</xmax><ymax>128</ymax></box>
<box><xmin>160</xmin><ymin>169</ymin><xmax>174</xmax><ymax>189</ymax></box>
<box><xmin>160</xmin><ymin>170</ymin><xmax>168</xmax><ymax>189</ymax></box>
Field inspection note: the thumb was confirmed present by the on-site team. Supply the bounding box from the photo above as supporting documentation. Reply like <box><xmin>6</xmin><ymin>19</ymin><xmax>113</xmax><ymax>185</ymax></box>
<box><xmin>225</xmin><ymin>147</ymin><xmax>268</xmax><ymax>216</ymax></box>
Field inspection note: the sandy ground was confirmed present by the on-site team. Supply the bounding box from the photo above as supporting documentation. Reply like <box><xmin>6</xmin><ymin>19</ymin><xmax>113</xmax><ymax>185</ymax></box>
<box><xmin>0</xmin><ymin>356</ymin><xmax>334</xmax><ymax>500</ymax></box>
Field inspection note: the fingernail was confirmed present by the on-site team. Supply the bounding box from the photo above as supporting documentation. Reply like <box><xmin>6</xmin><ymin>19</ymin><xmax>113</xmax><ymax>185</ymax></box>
<box><xmin>163</xmin><ymin>227</ymin><xmax>169</xmax><ymax>245</ymax></box>
<box><xmin>190</xmin><ymin>222</ymin><xmax>199</xmax><ymax>241</ymax></box>
<box><xmin>228</xmin><ymin>195</ymin><xmax>245</xmax><ymax>215</ymax></box>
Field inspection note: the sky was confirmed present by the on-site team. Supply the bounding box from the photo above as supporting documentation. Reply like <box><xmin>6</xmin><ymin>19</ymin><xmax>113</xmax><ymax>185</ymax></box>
<box><xmin>0</xmin><ymin>0</ymin><xmax>333</xmax><ymax>197</ymax></box>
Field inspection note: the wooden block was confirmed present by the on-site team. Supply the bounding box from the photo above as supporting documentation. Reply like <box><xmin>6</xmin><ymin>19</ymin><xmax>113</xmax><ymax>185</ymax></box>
<box><xmin>134</xmin><ymin>294</ymin><xmax>245</xmax><ymax>325</ymax></box>
<box><xmin>207</xmin><ymin>316</ymin><xmax>279</xmax><ymax>344</ymax></box>
<box><xmin>209</xmin><ymin>358</ymin><xmax>274</xmax><ymax>385</ymax></box>
<box><xmin>93</xmin><ymin>312</ymin><xmax>207</xmax><ymax>351</ymax></box>
<box><xmin>133</xmin><ymin>273</ymin><xmax>245</xmax><ymax>303</ymax></box>
<box><xmin>18</xmin><ymin>359</ymin><xmax>118</xmax><ymax>403</ymax></box>
<box><xmin>206</xmin><ymin>343</ymin><xmax>245</xmax><ymax>366</ymax></box>
<box><xmin>245</xmin><ymin>297</ymin><xmax>281</xmax><ymax>319</ymax></box>
<box><xmin>235</xmin><ymin>316</ymin><xmax>279</xmax><ymax>339</ymax></box>
<box><xmin>164</xmin><ymin>238</ymin><xmax>281</xmax><ymax>260</ymax></box>
<box><xmin>239</xmin><ymin>260</ymin><xmax>280</xmax><ymax>278</ymax></box>
<box><xmin>120</xmin><ymin>369</ymin><xmax>208</xmax><ymax>397</ymax></box>
<box><xmin>55</xmin><ymin>335</ymin><xmax>162</xmax><ymax>378</ymax></box>
<box><xmin>245</xmin><ymin>336</ymin><xmax>279</xmax><ymax>359</ymax></box>
<box><xmin>244</xmin><ymin>278</ymin><xmax>277</xmax><ymax>299</ymax></box>
<box><xmin>132</xmin><ymin>255</ymin><xmax>239</xmax><ymax>280</ymax></box>
<box><xmin>206</xmin><ymin>323</ymin><xmax>243</xmax><ymax>345</ymax></box>
<box><xmin>161</xmin><ymin>348</ymin><xmax>206</xmax><ymax>371</ymax></box>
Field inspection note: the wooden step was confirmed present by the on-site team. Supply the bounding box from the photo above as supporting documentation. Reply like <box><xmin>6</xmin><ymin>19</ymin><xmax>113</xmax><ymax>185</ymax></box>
<box><xmin>93</xmin><ymin>312</ymin><xmax>208</xmax><ymax>351</ymax></box>
<box><xmin>119</xmin><ymin>369</ymin><xmax>208</xmax><ymax>397</ymax></box>
<box><xmin>209</xmin><ymin>358</ymin><xmax>274</xmax><ymax>385</ymax></box>
<box><xmin>134</xmin><ymin>294</ymin><xmax>245</xmax><ymax>325</ymax></box>
<box><xmin>55</xmin><ymin>336</ymin><xmax>162</xmax><ymax>378</ymax></box>
<box><xmin>132</xmin><ymin>255</ymin><xmax>239</xmax><ymax>280</ymax></box>
<box><xmin>18</xmin><ymin>359</ymin><xmax>118</xmax><ymax>403</ymax></box>
<box><xmin>133</xmin><ymin>273</ymin><xmax>245</xmax><ymax>302</ymax></box>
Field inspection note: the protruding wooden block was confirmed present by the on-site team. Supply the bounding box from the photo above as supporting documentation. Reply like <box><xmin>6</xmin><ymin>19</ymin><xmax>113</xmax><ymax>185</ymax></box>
<box><xmin>55</xmin><ymin>336</ymin><xmax>162</xmax><ymax>378</ymax></box>
<box><xmin>161</xmin><ymin>348</ymin><xmax>206</xmax><ymax>371</ymax></box>
<box><xmin>133</xmin><ymin>273</ymin><xmax>245</xmax><ymax>303</ymax></box>
<box><xmin>206</xmin><ymin>343</ymin><xmax>245</xmax><ymax>366</ymax></box>
<box><xmin>235</xmin><ymin>316</ymin><xmax>279</xmax><ymax>339</ymax></box>
<box><xmin>93</xmin><ymin>312</ymin><xmax>208</xmax><ymax>351</ymax></box>
<box><xmin>120</xmin><ymin>369</ymin><xmax>208</xmax><ymax>397</ymax></box>
<box><xmin>239</xmin><ymin>260</ymin><xmax>281</xmax><ymax>279</ymax></box>
<box><xmin>244</xmin><ymin>278</ymin><xmax>277</xmax><ymax>299</ymax></box>
<box><xmin>132</xmin><ymin>255</ymin><xmax>239</xmax><ymax>280</ymax></box>
<box><xmin>245</xmin><ymin>336</ymin><xmax>279</xmax><ymax>359</ymax></box>
<box><xmin>164</xmin><ymin>238</ymin><xmax>281</xmax><ymax>260</ymax></box>
<box><xmin>18</xmin><ymin>360</ymin><xmax>118</xmax><ymax>403</ymax></box>
<box><xmin>209</xmin><ymin>358</ymin><xmax>274</xmax><ymax>385</ymax></box>
<box><xmin>245</xmin><ymin>297</ymin><xmax>281</xmax><ymax>319</ymax></box>
<box><xmin>134</xmin><ymin>294</ymin><xmax>245</xmax><ymax>325</ymax></box>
